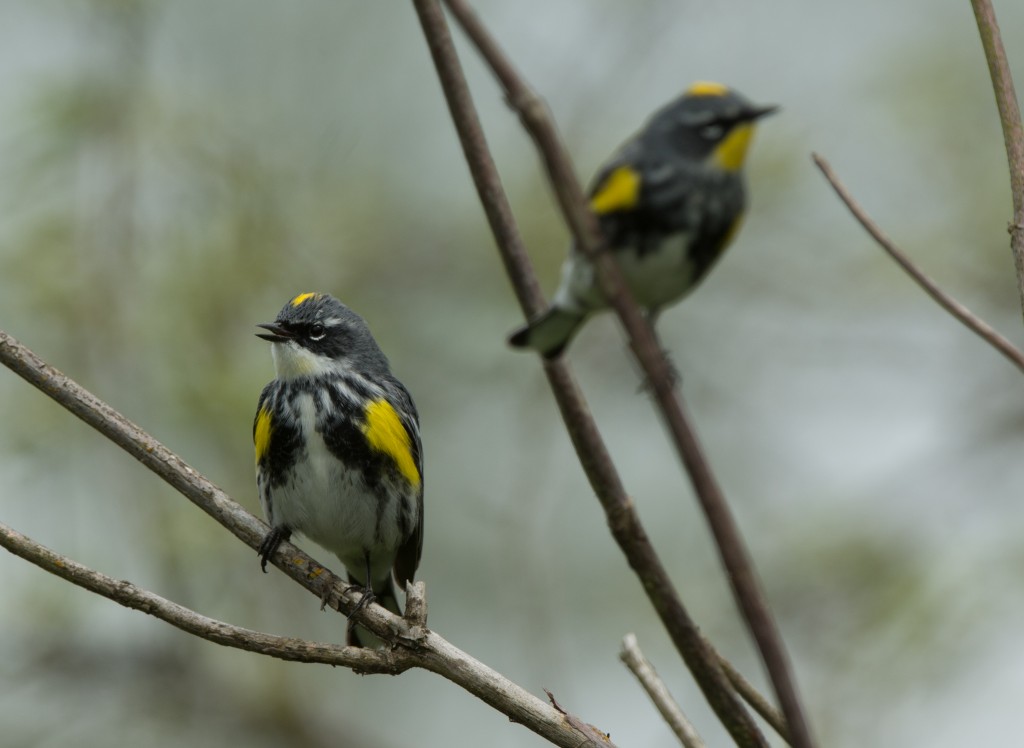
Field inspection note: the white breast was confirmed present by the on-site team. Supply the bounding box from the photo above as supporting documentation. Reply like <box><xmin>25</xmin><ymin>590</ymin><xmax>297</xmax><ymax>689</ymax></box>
<box><xmin>271</xmin><ymin>393</ymin><xmax>405</xmax><ymax>578</ymax></box>
<box><xmin>554</xmin><ymin>232</ymin><xmax>696</xmax><ymax>313</ymax></box>
<box><xmin>616</xmin><ymin>232</ymin><xmax>696</xmax><ymax>308</ymax></box>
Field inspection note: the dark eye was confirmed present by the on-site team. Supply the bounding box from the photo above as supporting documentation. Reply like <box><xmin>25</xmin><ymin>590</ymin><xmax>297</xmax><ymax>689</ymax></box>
<box><xmin>309</xmin><ymin>323</ymin><xmax>326</xmax><ymax>341</ymax></box>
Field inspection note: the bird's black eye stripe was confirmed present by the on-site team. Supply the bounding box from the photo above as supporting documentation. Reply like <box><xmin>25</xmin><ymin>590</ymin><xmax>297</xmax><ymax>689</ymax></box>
<box><xmin>309</xmin><ymin>323</ymin><xmax>326</xmax><ymax>341</ymax></box>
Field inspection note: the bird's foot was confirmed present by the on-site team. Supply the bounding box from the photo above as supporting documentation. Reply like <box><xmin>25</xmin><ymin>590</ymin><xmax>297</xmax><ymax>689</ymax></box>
<box><xmin>346</xmin><ymin>582</ymin><xmax>377</xmax><ymax>617</ymax></box>
<box><xmin>257</xmin><ymin>526</ymin><xmax>292</xmax><ymax>573</ymax></box>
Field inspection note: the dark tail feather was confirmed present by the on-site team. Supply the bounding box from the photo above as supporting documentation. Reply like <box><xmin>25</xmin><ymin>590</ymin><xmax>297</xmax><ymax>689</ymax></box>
<box><xmin>346</xmin><ymin>574</ymin><xmax>401</xmax><ymax>648</ymax></box>
<box><xmin>508</xmin><ymin>307</ymin><xmax>586</xmax><ymax>359</ymax></box>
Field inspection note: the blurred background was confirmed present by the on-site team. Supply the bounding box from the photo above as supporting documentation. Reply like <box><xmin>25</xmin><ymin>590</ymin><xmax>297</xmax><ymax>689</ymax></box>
<box><xmin>2</xmin><ymin>1</ymin><xmax>1024</xmax><ymax>746</ymax></box>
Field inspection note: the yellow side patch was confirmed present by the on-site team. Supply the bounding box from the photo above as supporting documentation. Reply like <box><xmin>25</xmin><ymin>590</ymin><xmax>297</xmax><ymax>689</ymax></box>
<box><xmin>254</xmin><ymin>406</ymin><xmax>273</xmax><ymax>464</ymax></box>
<box><xmin>687</xmin><ymin>81</ymin><xmax>729</xmax><ymax>97</ymax></box>
<box><xmin>589</xmin><ymin>166</ymin><xmax>641</xmax><ymax>215</ymax></box>
<box><xmin>712</xmin><ymin>124</ymin><xmax>754</xmax><ymax>172</ymax></box>
<box><xmin>362</xmin><ymin>399</ymin><xmax>421</xmax><ymax>487</ymax></box>
<box><xmin>290</xmin><ymin>292</ymin><xmax>318</xmax><ymax>307</ymax></box>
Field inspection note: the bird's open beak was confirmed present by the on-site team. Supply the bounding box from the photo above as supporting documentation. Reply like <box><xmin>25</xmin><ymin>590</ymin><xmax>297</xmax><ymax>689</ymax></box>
<box><xmin>256</xmin><ymin>322</ymin><xmax>293</xmax><ymax>343</ymax></box>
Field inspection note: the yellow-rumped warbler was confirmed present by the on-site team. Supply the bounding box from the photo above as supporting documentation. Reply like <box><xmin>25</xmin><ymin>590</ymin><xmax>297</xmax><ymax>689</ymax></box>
<box><xmin>253</xmin><ymin>292</ymin><xmax>423</xmax><ymax>647</ymax></box>
<box><xmin>509</xmin><ymin>82</ymin><xmax>777</xmax><ymax>358</ymax></box>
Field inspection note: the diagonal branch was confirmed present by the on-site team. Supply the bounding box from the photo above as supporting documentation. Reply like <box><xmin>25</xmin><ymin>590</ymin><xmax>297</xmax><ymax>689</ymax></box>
<box><xmin>970</xmin><ymin>0</ymin><xmax>1024</xmax><ymax>319</ymax></box>
<box><xmin>412</xmin><ymin>2</ymin><xmax>781</xmax><ymax>746</ymax></box>
<box><xmin>432</xmin><ymin>2</ymin><xmax>813</xmax><ymax>746</ymax></box>
<box><xmin>813</xmin><ymin>153</ymin><xmax>1024</xmax><ymax>375</ymax></box>
<box><xmin>0</xmin><ymin>329</ymin><xmax>612</xmax><ymax>748</ymax></box>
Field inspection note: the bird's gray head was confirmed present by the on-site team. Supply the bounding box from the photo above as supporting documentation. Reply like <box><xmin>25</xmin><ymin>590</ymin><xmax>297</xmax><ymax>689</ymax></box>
<box><xmin>648</xmin><ymin>81</ymin><xmax>778</xmax><ymax>171</ymax></box>
<box><xmin>256</xmin><ymin>292</ymin><xmax>390</xmax><ymax>380</ymax></box>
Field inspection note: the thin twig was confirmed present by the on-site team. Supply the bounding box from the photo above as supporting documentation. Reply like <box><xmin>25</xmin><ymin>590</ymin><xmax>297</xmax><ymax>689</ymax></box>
<box><xmin>620</xmin><ymin>634</ymin><xmax>706</xmax><ymax>748</ymax></box>
<box><xmin>438</xmin><ymin>3</ymin><xmax>813</xmax><ymax>747</ymax></box>
<box><xmin>970</xmin><ymin>0</ymin><xmax>1024</xmax><ymax>319</ymax></box>
<box><xmin>0</xmin><ymin>329</ymin><xmax>612</xmax><ymax>748</ymax></box>
<box><xmin>813</xmin><ymin>153</ymin><xmax>1024</xmax><ymax>375</ymax></box>
<box><xmin>619</xmin><ymin>634</ymin><xmax>790</xmax><ymax>745</ymax></box>
<box><xmin>543</xmin><ymin>689</ymin><xmax>609</xmax><ymax>744</ymax></box>
<box><xmin>718</xmin><ymin>654</ymin><xmax>790</xmax><ymax>742</ymax></box>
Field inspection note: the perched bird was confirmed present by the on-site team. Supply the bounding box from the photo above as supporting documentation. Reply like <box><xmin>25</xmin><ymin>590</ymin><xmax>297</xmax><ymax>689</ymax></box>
<box><xmin>253</xmin><ymin>292</ymin><xmax>423</xmax><ymax>647</ymax></box>
<box><xmin>508</xmin><ymin>81</ymin><xmax>777</xmax><ymax>358</ymax></box>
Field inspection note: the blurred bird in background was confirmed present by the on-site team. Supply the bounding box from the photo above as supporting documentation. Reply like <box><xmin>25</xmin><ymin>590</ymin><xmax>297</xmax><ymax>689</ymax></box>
<box><xmin>509</xmin><ymin>82</ymin><xmax>777</xmax><ymax>358</ymax></box>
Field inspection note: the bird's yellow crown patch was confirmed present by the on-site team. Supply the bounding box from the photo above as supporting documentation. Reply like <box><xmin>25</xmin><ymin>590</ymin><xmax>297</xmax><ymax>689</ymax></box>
<box><xmin>686</xmin><ymin>81</ymin><xmax>729</xmax><ymax>98</ymax></box>
<box><xmin>362</xmin><ymin>399</ymin><xmax>420</xmax><ymax>488</ymax></box>
<box><xmin>590</xmin><ymin>166</ymin><xmax>641</xmax><ymax>215</ymax></box>
<box><xmin>290</xmin><ymin>292</ymin><xmax>318</xmax><ymax>307</ymax></box>
<box><xmin>254</xmin><ymin>406</ymin><xmax>273</xmax><ymax>464</ymax></box>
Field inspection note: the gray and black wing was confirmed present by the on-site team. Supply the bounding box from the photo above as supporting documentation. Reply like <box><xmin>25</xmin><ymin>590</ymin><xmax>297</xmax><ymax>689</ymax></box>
<box><xmin>389</xmin><ymin>380</ymin><xmax>423</xmax><ymax>591</ymax></box>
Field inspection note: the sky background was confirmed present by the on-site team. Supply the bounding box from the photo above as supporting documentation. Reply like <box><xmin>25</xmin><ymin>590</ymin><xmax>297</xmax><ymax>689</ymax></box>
<box><xmin>2</xmin><ymin>1</ymin><xmax>1024</xmax><ymax>747</ymax></box>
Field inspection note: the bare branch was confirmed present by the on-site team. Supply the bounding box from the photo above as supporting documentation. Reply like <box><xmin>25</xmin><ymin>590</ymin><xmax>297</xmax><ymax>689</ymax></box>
<box><xmin>813</xmin><ymin>153</ymin><xmax>1024</xmax><ymax>375</ymax></box>
<box><xmin>620</xmin><ymin>634</ymin><xmax>706</xmax><ymax>748</ymax></box>
<box><xmin>0</xmin><ymin>329</ymin><xmax>613</xmax><ymax>748</ymax></box>
<box><xmin>432</xmin><ymin>3</ymin><xmax>813</xmax><ymax>746</ymax></box>
<box><xmin>0</xmin><ymin>522</ymin><xmax>406</xmax><ymax>672</ymax></box>
<box><xmin>970</xmin><ymin>0</ymin><xmax>1024</xmax><ymax>318</ymax></box>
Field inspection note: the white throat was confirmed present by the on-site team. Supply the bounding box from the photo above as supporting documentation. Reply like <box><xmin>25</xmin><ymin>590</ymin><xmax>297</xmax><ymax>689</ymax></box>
<box><xmin>271</xmin><ymin>340</ymin><xmax>339</xmax><ymax>380</ymax></box>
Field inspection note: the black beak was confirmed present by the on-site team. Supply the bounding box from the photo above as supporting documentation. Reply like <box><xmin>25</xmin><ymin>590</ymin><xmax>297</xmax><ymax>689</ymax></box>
<box><xmin>256</xmin><ymin>322</ymin><xmax>293</xmax><ymax>343</ymax></box>
<box><xmin>746</xmin><ymin>104</ymin><xmax>780</xmax><ymax>121</ymax></box>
